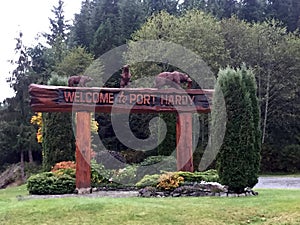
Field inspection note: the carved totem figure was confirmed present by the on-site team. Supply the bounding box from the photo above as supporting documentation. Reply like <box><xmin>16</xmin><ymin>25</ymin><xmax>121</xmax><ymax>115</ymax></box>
<box><xmin>120</xmin><ymin>65</ymin><xmax>131</xmax><ymax>88</ymax></box>
<box><xmin>154</xmin><ymin>71</ymin><xmax>192</xmax><ymax>89</ymax></box>
<box><xmin>68</xmin><ymin>75</ymin><xmax>93</xmax><ymax>87</ymax></box>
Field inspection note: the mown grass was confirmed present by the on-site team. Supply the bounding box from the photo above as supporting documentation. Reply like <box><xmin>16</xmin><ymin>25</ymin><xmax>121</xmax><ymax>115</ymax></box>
<box><xmin>0</xmin><ymin>185</ymin><xmax>300</xmax><ymax>225</ymax></box>
<box><xmin>259</xmin><ymin>173</ymin><xmax>300</xmax><ymax>177</ymax></box>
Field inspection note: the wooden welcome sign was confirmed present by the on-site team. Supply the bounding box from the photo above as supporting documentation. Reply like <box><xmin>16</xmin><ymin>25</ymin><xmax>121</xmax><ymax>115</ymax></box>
<box><xmin>29</xmin><ymin>84</ymin><xmax>213</xmax><ymax>113</ymax></box>
<box><xmin>29</xmin><ymin>84</ymin><xmax>213</xmax><ymax>192</ymax></box>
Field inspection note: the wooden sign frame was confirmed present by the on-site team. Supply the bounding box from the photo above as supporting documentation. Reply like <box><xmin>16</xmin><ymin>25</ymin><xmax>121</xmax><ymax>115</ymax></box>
<box><xmin>29</xmin><ymin>84</ymin><xmax>213</xmax><ymax>191</ymax></box>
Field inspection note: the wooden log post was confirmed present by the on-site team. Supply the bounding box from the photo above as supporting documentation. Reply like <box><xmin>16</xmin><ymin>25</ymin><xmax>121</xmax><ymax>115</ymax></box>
<box><xmin>176</xmin><ymin>113</ymin><xmax>194</xmax><ymax>172</ymax></box>
<box><xmin>75</xmin><ymin>112</ymin><xmax>91</xmax><ymax>193</ymax></box>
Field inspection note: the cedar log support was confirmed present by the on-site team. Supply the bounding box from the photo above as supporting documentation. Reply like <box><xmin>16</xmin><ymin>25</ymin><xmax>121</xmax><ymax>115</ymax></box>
<box><xmin>75</xmin><ymin>112</ymin><xmax>91</xmax><ymax>193</ymax></box>
<box><xmin>176</xmin><ymin>113</ymin><xmax>194</xmax><ymax>172</ymax></box>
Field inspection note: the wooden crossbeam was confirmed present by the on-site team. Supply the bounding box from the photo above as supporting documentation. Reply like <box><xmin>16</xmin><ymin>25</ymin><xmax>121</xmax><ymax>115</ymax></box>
<box><xmin>29</xmin><ymin>84</ymin><xmax>213</xmax><ymax>113</ymax></box>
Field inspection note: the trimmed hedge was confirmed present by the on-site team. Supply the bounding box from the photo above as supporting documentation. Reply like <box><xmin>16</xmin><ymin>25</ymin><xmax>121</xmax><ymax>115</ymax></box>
<box><xmin>27</xmin><ymin>171</ymin><xmax>75</xmax><ymax>195</ymax></box>
<box><xmin>176</xmin><ymin>170</ymin><xmax>219</xmax><ymax>183</ymax></box>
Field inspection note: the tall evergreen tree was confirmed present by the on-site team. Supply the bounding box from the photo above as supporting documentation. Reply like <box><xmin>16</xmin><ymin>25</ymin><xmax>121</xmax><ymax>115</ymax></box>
<box><xmin>240</xmin><ymin>65</ymin><xmax>261</xmax><ymax>187</ymax></box>
<box><xmin>5</xmin><ymin>32</ymin><xmax>41</xmax><ymax>178</ymax></box>
<box><xmin>41</xmin><ymin>0</ymin><xmax>75</xmax><ymax>171</ymax></box>
<box><xmin>69</xmin><ymin>0</ymin><xmax>94</xmax><ymax>51</ymax></box>
<box><xmin>180</xmin><ymin>0</ymin><xmax>239</xmax><ymax>19</ymax></box>
<box><xmin>42</xmin><ymin>76</ymin><xmax>75</xmax><ymax>171</ymax></box>
<box><xmin>239</xmin><ymin>0</ymin><xmax>266</xmax><ymax>22</ymax></box>
<box><xmin>213</xmin><ymin>67</ymin><xmax>260</xmax><ymax>192</ymax></box>
<box><xmin>266</xmin><ymin>0</ymin><xmax>300</xmax><ymax>32</ymax></box>
<box><xmin>44</xmin><ymin>0</ymin><xmax>70</xmax><ymax>62</ymax></box>
<box><xmin>144</xmin><ymin>0</ymin><xmax>180</xmax><ymax>15</ymax></box>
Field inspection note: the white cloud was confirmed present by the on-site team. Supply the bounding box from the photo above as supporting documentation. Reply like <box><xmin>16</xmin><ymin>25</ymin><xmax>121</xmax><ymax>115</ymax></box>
<box><xmin>0</xmin><ymin>0</ymin><xmax>82</xmax><ymax>102</ymax></box>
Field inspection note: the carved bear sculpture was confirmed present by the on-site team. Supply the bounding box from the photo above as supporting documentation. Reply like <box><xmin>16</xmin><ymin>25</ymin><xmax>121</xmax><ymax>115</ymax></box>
<box><xmin>154</xmin><ymin>71</ymin><xmax>192</xmax><ymax>89</ymax></box>
<box><xmin>120</xmin><ymin>65</ymin><xmax>131</xmax><ymax>88</ymax></box>
<box><xmin>68</xmin><ymin>75</ymin><xmax>93</xmax><ymax>87</ymax></box>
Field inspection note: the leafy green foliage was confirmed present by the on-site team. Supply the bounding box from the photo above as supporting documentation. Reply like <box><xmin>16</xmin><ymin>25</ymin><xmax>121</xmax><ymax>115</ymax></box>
<box><xmin>136</xmin><ymin>155</ymin><xmax>177</xmax><ymax>180</ymax></box>
<box><xmin>70</xmin><ymin>0</ymin><xmax>147</xmax><ymax>57</ymax></box>
<box><xmin>41</xmin><ymin>74</ymin><xmax>75</xmax><ymax>172</ymax></box>
<box><xmin>27</xmin><ymin>171</ymin><xmax>75</xmax><ymax>195</ymax></box>
<box><xmin>129</xmin><ymin>10</ymin><xmax>228</xmax><ymax>76</ymax></box>
<box><xmin>41</xmin><ymin>2</ymin><xmax>76</xmax><ymax>172</ymax></box>
<box><xmin>135</xmin><ymin>174</ymin><xmax>160</xmax><ymax>188</ymax></box>
<box><xmin>136</xmin><ymin>170</ymin><xmax>219</xmax><ymax>189</ymax></box>
<box><xmin>111</xmin><ymin>165</ymin><xmax>138</xmax><ymax>186</ymax></box>
<box><xmin>42</xmin><ymin>111</ymin><xmax>75</xmax><ymax>171</ymax></box>
<box><xmin>175</xmin><ymin>170</ymin><xmax>219</xmax><ymax>183</ymax></box>
<box><xmin>220</xmin><ymin>17</ymin><xmax>300</xmax><ymax>172</ymax></box>
<box><xmin>91</xmin><ymin>160</ymin><xmax>112</xmax><ymax>187</ymax></box>
<box><xmin>44</xmin><ymin>0</ymin><xmax>70</xmax><ymax>63</ymax></box>
<box><xmin>55</xmin><ymin>47</ymin><xmax>94</xmax><ymax>76</ymax></box>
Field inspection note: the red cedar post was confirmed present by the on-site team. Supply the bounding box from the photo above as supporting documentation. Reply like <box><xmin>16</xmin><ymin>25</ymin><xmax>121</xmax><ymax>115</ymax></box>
<box><xmin>176</xmin><ymin>113</ymin><xmax>194</xmax><ymax>172</ymax></box>
<box><xmin>76</xmin><ymin>112</ymin><xmax>91</xmax><ymax>193</ymax></box>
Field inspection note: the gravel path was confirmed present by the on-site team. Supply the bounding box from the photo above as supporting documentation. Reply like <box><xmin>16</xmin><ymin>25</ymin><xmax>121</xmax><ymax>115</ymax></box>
<box><xmin>20</xmin><ymin>191</ymin><xmax>139</xmax><ymax>200</ymax></box>
<box><xmin>254</xmin><ymin>177</ymin><xmax>300</xmax><ymax>189</ymax></box>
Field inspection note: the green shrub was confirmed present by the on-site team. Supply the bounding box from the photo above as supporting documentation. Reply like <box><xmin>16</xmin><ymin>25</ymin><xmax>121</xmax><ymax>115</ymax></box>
<box><xmin>135</xmin><ymin>174</ymin><xmax>160</xmax><ymax>188</ymax></box>
<box><xmin>91</xmin><ymin>160</ymin><xmax>112</xmax><ymax>187</ymax></box>
<box><xmin>136</xmin><ymin>155</ymin><xmax>177</xmax><ymax>180</ymax></box>
<box><xmin>27</xmin><ymin>171</ymin><xmax>75</xmax><ymax>195</ymax></box>
<box><xmin>111</xmin><ymin>165</ymin><xmax>138</xmax><ymax>186</ymax></box>
<box><xmin>176</xmin><ymin>170</ymin><xmax>219</xmax><ymax>183</ymax></box>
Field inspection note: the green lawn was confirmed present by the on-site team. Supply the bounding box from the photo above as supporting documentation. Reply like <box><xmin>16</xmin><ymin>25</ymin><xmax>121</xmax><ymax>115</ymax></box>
<box><xmin>259</xmin><ymin>174</ymin><xmax>300</xmax><ymax>177</ymax></box>
<box><xmin>0</xmin><ymin>185</ymin><xmax>299</xmax><ymax>225</ymax></box>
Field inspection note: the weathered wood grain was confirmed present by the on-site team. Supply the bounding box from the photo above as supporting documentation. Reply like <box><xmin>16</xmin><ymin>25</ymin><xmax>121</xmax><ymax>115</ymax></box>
<box><xmin>176</xmin><ymin>113</ymin><xmax>194</xmax><ymax>172</ymax></box>
<box><xmin>75</xmin><ymin>112</ymin><xmax>91</xmax><ymax>190</ymax></box>
<box><xmin>29</xmin><ymin>84</ymin><xmax>213</xmax><ymax>113</ymax></box>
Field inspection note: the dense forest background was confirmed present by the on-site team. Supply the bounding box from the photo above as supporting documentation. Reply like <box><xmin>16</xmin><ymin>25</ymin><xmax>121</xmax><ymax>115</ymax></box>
<box><xmin>0</xmin><ymin>0</ymin><xmax>299</xmax><ymax>175</ymax></box>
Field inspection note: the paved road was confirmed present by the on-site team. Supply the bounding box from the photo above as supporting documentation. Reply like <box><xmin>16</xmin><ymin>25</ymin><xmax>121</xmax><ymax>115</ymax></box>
<box><xmin>254</xmin><ymin>177</ymin><xmax>300</xmax><ymax>189</ymax></box>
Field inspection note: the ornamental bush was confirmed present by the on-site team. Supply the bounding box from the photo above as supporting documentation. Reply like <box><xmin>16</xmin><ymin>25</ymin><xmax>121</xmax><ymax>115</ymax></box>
<box><xmin>136</xmin><ymin>170</ymin><xmax>219</xmax><ymax>189</ymax></box>
<box><xmin>176</xmin><ymin>169</ymin><xmax>219</xmax><ymax>183</ymax></box>
<box><xmin>110</xmin><ymin>165</ymin><xmax>138</xmax><ymax>186</ymax></box>
<box><xmin>157</xmin><ymin>172</ymin><xmax>184</xmax><ymax>190</ymax></box>
<box><xmin>135</xmin><ymin>174</ymin><xmax>161</xmax><ymax>188</ymax></box>
<box><xmin>51</xmin><ymin>161</ymin><xmax>76</xmax><ymax>172</ymax></box>
<box><xmin>213</xmin><ymin>66</ymin><xmax>261</xmax><ymax>193</ymax></box>
<box><xmin>27</xmin><ymin>171</ymin><xmax>75</xmax><ymax>195</ymax></box>
<box><xmin>91</xmin><ymin>160</ymin><xmax>112</xmax><ymax>187</ymax></box>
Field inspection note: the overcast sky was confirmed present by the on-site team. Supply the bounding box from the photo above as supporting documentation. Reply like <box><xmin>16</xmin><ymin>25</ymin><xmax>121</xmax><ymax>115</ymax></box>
<box><xmin>0</xmin><ymin>0</ymin><xmax>82</xmax><ymax>102</ymax></box>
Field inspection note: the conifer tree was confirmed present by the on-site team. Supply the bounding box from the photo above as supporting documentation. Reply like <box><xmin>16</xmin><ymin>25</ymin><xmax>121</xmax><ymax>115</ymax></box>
<box><xmin>41</xmin><ymin>0</ymin><xmax>75</xmax><ymax>171</ymax></box>
<box><xmin>42</xmin><ymin>76</ymin><xmax>75</xmax><ymax>171</ymax></box>
<box><xmin>213</xmin><ymin>66</ymin><xmax>260</xmax><ymax>192</ymax></box>
<box><xmin>240</xmin><ymin>65</ymin><xmax>261</xmax><ymax>187</ymax></box>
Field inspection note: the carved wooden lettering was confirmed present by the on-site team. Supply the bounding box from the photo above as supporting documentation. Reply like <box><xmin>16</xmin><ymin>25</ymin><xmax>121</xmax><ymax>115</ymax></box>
<box><xmin>29</xmin><ymin>84</ymin><xmax>213</xmax><ymax>113</ymax></box>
